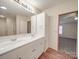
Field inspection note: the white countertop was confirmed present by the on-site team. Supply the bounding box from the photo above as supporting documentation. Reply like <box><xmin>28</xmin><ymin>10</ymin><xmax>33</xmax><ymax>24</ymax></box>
<box><xmin>0</xmin><ymin>34</ymin><xmax>44</xmax><ymax>55</ymax></box>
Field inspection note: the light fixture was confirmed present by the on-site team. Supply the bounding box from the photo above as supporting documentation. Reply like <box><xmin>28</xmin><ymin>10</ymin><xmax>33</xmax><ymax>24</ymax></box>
<box><xmin>0</xmin><ymin>6</ymin><xmax>7</xmax><ymax>10</ymax></box>
<box><xmin>14</xmin><ymin>0</ymin><xmax>37</xmax><ymax>14</ymax></box>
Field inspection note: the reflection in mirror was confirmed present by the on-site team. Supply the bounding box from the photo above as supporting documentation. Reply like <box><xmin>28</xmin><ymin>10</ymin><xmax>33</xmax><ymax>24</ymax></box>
<box><xmin>16</xmin><ymin>15</ymin><xmax>31</xmax><ymax>34</ymax></box>
<box><xmin>0</xmin><ymin>14</ymin><xmax>31</xmax><ymax>36</ymax></box>
<box><xmin>0</xmin><ymin>0</ymin><xmax>35</xmax><ymax>37</ymax></box>
<box><xmin>0</xmin><ymin>15</ymin><xmax>16</xmax><ymax>36</ymax></box>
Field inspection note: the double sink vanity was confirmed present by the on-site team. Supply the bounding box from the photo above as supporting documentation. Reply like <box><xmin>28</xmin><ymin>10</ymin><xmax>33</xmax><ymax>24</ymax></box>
<box><xmin>0</xmin><ymin>34</ymin><xmax>45</xmax><ymax>59</ymax></box>
<box><xmin>0</xmin><ymin>12</ymin><xmax>49</xmax><ymax>59</ymax></box>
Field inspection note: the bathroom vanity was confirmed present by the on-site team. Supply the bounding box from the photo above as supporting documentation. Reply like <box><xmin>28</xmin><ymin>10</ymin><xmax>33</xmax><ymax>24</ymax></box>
<box><xmin>0</xmin><ymin>36</ymin><xmax>45</xmax><ymax>59</ymax></box>
<box><xmin>0</xmin><ymin>0</ymin><xmax>49</xmax><ymax>59</ymax></box>
<box><xmin>0</xmin><ymin>12</ymin><xmax>49</xmax><ymax>59</ymax></box>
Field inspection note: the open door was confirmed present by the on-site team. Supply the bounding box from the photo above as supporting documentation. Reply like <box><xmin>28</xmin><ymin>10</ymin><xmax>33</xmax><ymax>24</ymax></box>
<box><xmin>58</xmin><ymin>11</ymin><xmax>78</xmax><ymax>58</ymax></box>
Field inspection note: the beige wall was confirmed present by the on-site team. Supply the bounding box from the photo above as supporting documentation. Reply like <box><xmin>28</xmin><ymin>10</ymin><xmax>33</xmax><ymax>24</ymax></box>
<box><xmin>0</xmin><ymin>17</ymin><xmax>16</xmax><ymax>36</ymax></box>
<box><xmin>0</xmin><ymin>18</ymin><xmax>6</xmax><ymax>36</ymax></box>
<box><xmin>45</xmin><ymin>0</ymin><xmax>78</xmax><ymax>50</ymax></box>
<box><xmin>6</xmin><ymin>17</ymin><xmax>16</xmax><ymax>35</ymax></box>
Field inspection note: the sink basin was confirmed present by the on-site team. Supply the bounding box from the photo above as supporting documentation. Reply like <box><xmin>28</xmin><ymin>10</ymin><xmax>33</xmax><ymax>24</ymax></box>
<box><xmin>0</xmin><ymin>39</ymin><xmax>26</xmax><ymax>48</ymax></box>
<box><xmin>0</xmin><ymin>36</ymin><xmax>32</xmax><ymax>52</ymax></box>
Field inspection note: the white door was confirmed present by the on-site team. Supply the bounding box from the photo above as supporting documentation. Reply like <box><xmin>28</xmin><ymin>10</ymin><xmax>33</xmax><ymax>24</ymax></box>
<box><xmin>31</xmin><ymin>15</ymin><xmax>37</xmax><ymax>35</ymax></box>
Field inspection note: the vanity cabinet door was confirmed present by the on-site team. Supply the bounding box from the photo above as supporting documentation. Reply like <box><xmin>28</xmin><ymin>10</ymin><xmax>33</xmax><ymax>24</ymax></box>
<box><xmin>16</xmin><ymin>39</ymin><xmax>44</xmax><ymax>59</ymax></box>
<box><xmin>31</xmin><ymin>15</ymin><xmax>37</xmax><ymax>35</ymax></box>
<box><xmin>32</xmin><ymin>39</ymin><xmax>44</xmax><ymax>59</ymax></box>
<box><xmin>16</xmin><ymin>44</ymin><xmax>32</xmax><ymax>59</ymax></box>
<box><xmin>36</xmin><ymin>12</ymin><xmax>45</xmax><ymax>36</ymax></box>
<box><xmin>0</xmin><ymin>50</ymin><xmax>17</xmax><ymax>59</ymax></box>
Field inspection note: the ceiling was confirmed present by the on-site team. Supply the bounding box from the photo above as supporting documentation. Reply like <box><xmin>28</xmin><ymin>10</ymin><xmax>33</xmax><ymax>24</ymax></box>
<box><xmin>0</xmin><ymin>0</ymin><xmax>34</xmax><ymax>18</ymax></box>
<box><xmin>59</xmin><ymin>12</ymin><xmax>78</xmax><ymax>24</ymax></box>
<box><xmin>25</xmin><ymin>0</ymin><xmax>70</xmax><ymax>11</ymax></box>
<box><xmin>0</xmin><ymin>0</ymin><xmax>72</xmax><ymax>18</ymax></box>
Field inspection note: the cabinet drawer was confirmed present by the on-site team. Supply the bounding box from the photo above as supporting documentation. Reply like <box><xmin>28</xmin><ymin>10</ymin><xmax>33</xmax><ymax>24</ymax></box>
<box><xmin>0</xmin><ymin>39</ymin><xmax>45</xmax><ymax>59</ymax></box>
<box><xmin>0</xmin><ymin>50</ymin><xmax>17</xmax><ymax>59</ymax></box>
<box><xmin>16</xmin><ymin>39</ymin><xmax>44</xmax><ymax>59</ymax></box>
<box><xmin>16</xmin><ymin>43</ymin><xmax>34</xmax><ymax>59</ymax></box>
<box><xmin>31</xmin><ymin>39</ymin><xmax>44</xmax><ymax>58</ymax></box>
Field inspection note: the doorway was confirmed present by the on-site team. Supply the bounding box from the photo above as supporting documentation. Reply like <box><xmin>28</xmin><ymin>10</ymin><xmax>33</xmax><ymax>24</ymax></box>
<box><xmin>58</xmin><ymin>11</ymin><xmax>78</xmax><ymax>58</ymax></box>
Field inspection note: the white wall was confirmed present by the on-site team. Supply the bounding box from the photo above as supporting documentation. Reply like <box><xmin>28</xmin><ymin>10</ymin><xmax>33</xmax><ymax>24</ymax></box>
<box><xmin>45</xmin><ymin>0</ymin><xmax>78</xmax><ymax>50</ymax></box>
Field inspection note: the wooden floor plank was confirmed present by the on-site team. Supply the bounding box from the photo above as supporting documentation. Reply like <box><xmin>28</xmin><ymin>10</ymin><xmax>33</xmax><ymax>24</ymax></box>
<box><xmin>38</xmin><ymin>48</ymin><xmax>77</xmax><ymax>59</ymax></box>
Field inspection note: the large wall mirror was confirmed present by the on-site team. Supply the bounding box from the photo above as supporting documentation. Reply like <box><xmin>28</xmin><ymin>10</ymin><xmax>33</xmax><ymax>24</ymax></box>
<box><xmin>0</xmin><ymin>0</ymin><xmax>35</xmax><ymax>37</ymax></box>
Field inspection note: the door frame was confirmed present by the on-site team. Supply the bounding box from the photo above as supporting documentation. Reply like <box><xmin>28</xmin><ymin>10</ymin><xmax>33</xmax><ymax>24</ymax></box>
<box><xmin>58</xmin><ymin>11</ymin><xmax>78</xmax><ymax>50</ymax></box>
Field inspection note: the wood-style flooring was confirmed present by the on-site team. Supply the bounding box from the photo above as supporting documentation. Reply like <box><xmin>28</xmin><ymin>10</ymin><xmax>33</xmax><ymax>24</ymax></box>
<box><xmin>38</xmin><ymin>48</ymin><xmax>77</xmax><ymax>59</ymax></box>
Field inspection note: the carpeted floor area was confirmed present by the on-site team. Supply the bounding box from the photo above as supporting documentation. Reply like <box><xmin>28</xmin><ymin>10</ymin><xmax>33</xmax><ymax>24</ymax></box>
<box><xmin>59</xmin><ymin>37</ymin><xmax>77</xmax><ymax>57</ymax></box>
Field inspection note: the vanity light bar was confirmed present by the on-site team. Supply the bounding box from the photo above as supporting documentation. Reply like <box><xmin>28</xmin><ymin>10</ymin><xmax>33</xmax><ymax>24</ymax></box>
<box><xmin>14</xmin><ymin>0</ymin><xmax>27</xmax><ymax>8</ymax></box>
<box><xmin>14</xmin><ymin>0</ymin><xmax>35</xmax><ymax>14</ymax></box>
<box><xmin>0</xmin><ymin>6</ymin><xmax>7</xmax><ymax>10</ymax></box>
